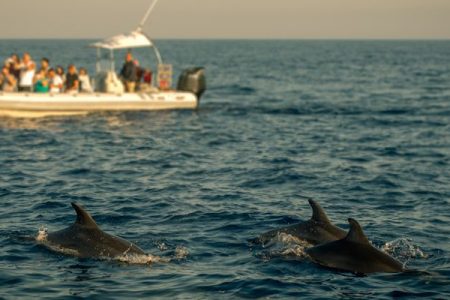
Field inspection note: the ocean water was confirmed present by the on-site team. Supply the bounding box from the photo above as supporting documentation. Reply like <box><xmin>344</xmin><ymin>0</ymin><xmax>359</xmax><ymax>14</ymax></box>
<box><xmin>0</xmin><ymin>40</ymin><xmax>449</xmax><ymax>299</ymax></box>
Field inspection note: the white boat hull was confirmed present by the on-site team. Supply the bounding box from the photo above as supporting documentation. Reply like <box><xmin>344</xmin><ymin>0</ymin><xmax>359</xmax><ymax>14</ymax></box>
<box><xmin>0</xmin><ymin>91</ymin><xmax>198</xmax><ymax>118</ymax></box>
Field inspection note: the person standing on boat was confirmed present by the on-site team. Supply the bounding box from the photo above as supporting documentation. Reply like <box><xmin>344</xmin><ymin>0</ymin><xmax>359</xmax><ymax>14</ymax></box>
<box><xmin>18</xmin><ymin>61</ymin><xmax>35</xmax><ymax>92</ymax></box>
<box><xmin>21</xmin><ymin>52</ymin><xmax>34</xmax><ymax>69</ymax></box>
<box><xmin>0</xmin><ymin>66</ymin><xmax>17</xmax><ymax>92</ymax></box>
<box><xmin>65</xmin><ymin>64</ymin><xmax>79</xmax><ymax>92</ymax></box>
<box><xmin>120</xmin><ymin>52</ymin><xmax>138</xmax><ymax>93</ymax></box>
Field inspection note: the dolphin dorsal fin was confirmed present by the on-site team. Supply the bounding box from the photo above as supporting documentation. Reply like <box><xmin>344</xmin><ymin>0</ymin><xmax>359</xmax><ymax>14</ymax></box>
<box><xmin>71</xmin><ymin>202</ymin><xmax>98</xmax><ymax>228</ymax></box>
<box><xmin>345</xmin><ymin>218</ymin><xmax>370</xmax><ymax>244</ymax></box>
<box><xmin>308</xmin><ymin>199</ymin><xmax>331</xmax><ymax>224</ymax></box>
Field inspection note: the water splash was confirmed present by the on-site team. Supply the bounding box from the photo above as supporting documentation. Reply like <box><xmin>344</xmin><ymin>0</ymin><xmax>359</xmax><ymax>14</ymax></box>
<box><xmin>256</xmin><ymin>232</ymin><xmax>311</xmax><ymax>261</ymax></box>
<box><xmin>157</xmin><ymin>241</ymin><xmax>168</xmax><ymax>251</ymax></box>
<box><xmin>174</xmin><ymin>246</ymin><xmax>189</xmax><ymax>260</ymax></box>
<box><xmin>382</xmin><ymin>238</ymin><xmax>428</xmax><ymax>262</ymax></box>
<box><xmin>36</xmin><ymin>227</ymin><xmax>48</xmax><ymax>242</ymax></box>
<box><xmin>115</xmin><ymin>253</ymin><xmax>169</xmax><ymax>264</ymax></box>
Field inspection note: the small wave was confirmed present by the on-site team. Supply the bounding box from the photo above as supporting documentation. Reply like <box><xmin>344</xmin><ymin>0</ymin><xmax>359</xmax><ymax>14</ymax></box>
<box><xmin>0</xmin><ymin>187</ymin><xmax>11</xmax><ymax>197</ymax></box>
<box><xmin>59</xmin><ymin>168</ymin><xmax>92</xmax><ymax>176</ymax></box>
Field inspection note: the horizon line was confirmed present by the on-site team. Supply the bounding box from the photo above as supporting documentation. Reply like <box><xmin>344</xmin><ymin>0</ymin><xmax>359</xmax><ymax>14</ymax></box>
<box><xmin>1</xmin><ymin>37</ymin><xmax>450</xmax><ymax>41</ymax></box>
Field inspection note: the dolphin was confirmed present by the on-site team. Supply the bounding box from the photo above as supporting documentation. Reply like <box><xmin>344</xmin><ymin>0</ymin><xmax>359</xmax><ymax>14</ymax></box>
<box><xmin>306</xmin><ymin>218</ymin><xmax>405</xmax><ymax>274</ymax></box>
<box><xmin>252</xmin><ymin>199</ymin><xmax>347</xmax><ymax>246</ymax></box>
<box><xmin>39</xmin><ymin>202</ymin><xmax>146</xmax><ymax>259</ymax></box>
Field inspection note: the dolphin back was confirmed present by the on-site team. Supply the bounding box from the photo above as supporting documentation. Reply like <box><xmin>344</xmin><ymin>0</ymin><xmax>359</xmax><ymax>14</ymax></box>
<box><xmin>253</xmin><ymin>199</ymin><xmax>346</xmax><ymax>246</ymax></box>
<box><xmin>306</xmin><ymin>218</ymin><xmax>404</xmax><ymax>274</ymax></box>
<box><xmin>44</xmin><ymin>203</ymin><xmax>146</xmax><ymax>259</ymax></box>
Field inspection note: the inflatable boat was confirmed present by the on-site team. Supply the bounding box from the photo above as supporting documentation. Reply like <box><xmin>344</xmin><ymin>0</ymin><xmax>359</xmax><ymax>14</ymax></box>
<box><xmin>0</xmin><ymin>0</ymin><xmax>206</xmax><ymax>118</ymax></box>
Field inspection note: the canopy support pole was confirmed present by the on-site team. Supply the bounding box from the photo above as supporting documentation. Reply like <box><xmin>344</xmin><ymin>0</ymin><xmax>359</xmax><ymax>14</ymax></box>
<box><xmin>153</xmin><ymin>46</ymin><xmax>163</xmax><ymax>65</ymax></box>
<box><xmin>96</xmin><ymin>48</ymin><xmax>101</xmax><ymax>73</ymax></box>
<box><xmin>110</xmin><ymin>49</ymin><xmax>115</xmax><ymax>71</ymax></box>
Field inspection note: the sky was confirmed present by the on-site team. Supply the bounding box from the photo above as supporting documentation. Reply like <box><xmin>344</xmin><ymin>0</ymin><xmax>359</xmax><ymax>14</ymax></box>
<box><xmin>0</xmin><ymin>0</ymin><xmax>449</xmax><ymax>39</ymax></box>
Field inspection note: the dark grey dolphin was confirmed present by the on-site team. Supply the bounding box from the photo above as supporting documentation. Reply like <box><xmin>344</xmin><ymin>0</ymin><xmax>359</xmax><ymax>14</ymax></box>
<box><xmin>253</xmin><ymin>199</ymin><xmax>347</xmax><ymax>246</ymax></box>
<box><xmin>306</xmin><ymin>218</ymin><xmax>404</xmax><ymax>274</ymax></box>
<box><xmin>41</xmin><ymin>202</ymin><xmax>145</xmax><ymax>259</ymax></box>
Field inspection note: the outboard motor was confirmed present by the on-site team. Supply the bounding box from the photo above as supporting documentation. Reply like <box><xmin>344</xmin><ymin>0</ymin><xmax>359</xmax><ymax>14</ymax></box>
<box><xmin>177</xmin><ymin>67</ymin><xmax>206</xmax><ymax>99</ymax></box>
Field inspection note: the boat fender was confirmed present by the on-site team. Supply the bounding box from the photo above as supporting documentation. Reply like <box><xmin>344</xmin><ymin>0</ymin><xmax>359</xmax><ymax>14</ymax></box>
<box><xmin>177</xmin><ymin>67</ymin><xmax>206</xmax><ymax>99</ymax></box>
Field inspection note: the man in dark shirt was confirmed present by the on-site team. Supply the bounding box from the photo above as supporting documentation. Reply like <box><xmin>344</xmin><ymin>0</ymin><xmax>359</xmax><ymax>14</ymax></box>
<box><xmin>65</xmin><ymin>64</ymin><xmax>79</xmax><ymax>92</ymax></box>
<box><xmin>120</xmin><ymin>52</ymin><xmax>137</xmax><ymax>92</ymax></box>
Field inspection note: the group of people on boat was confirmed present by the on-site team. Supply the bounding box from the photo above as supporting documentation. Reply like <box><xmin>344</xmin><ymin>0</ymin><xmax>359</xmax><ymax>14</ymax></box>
<box><xmin>0</xmin><ymin>53</ymin><xmax>92</xmax><ymax>93</ymax></box>
<box><xmin>0</xmin><ymin>52</ymin><xmax>153</xmax><ymax>93</ymax></box>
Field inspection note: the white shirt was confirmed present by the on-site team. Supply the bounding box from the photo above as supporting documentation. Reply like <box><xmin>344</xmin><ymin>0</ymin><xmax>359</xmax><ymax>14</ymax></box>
<box><xmin>50</xmin><ymin>75</ymin><xmax>63</xmax><ymax>93</ymax></box>
<box><xmin>19</xmin><ymin>70</ymin><xmax>35</xmax><ymax>87</ymax></box>
<box><xmin>79</xmin><ymin>74</ymin><xmax>93</xmax><ymax>93</ymax></box>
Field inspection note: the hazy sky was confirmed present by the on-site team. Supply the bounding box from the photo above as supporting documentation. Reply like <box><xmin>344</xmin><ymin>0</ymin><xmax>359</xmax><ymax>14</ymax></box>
<box><xmin>0</xmin><ymin>0</ymin><xmax>449</xmax><ymax>39</ymax></box>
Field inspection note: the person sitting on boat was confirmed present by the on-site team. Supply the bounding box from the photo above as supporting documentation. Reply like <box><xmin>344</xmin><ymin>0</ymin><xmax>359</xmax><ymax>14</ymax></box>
<box><xmin>65</xmin><ymin>64</ymin><xmax>79</xmax><ymax>92</ymax></box>
<box><xmin>139</xmin><ymin>68</ymin><xmax>154</xmax><ymax>92</ymax></box>
<box><xmin>143</xmin><ymin>68</ymin><xmax>152</xmax><ymax>85</ymax></box>
<box><xmin>78</xmin><ymin>67</ymin><xmax>93</xmax><ymax>93</ymax></box>
<box><xmin>18</xmin><ymin>61</ymin><xmax>35</xmax><ymax>92</ymax></box>
<box><xmin>48</xmin><ymin>68</ymin><xmax>63</xmax><ymax>93</ymax></box>
<box><xmin>34</xmin><ymin>58</ymin><xmax>51</xmax><ymax>82</ymax></box>
<box><xmin>33</xmin><ymin>69</ymin><xmax>50</xmax><ymax>93</ymax></box>
<box><xmin>56</xmin><ymin>66</ymin><xmax>66</xmax><ymax>84</ymax></box>
<box><xmin>0</xmin><ymin>65</ymin><xmax>18</xmax><ymax>92</ymax></box>
<box><xmin>40</xmin><ymin>58</ymin><xmax>51</xmax><ymax>75</ymax></box>
<box><xmin>120</xmin><ymin>52</ymin><xmax>138</xmax><ymax>93</ymax></box>
<box><xmin>6</xmin><ymin>54</ymin><xmax>21</xmax><ymax>81</ymax></box>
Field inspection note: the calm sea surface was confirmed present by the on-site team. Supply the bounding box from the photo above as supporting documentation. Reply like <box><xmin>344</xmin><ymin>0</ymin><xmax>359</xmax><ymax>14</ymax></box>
<box><xmin>0</xmin><ymin>40</ymin><xmax>449</xmax><ymax>299</ymax></box>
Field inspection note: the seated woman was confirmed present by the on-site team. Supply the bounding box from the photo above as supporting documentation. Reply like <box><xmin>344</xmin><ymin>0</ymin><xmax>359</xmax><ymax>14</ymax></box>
<box><xmin>56</xmin><ymin>66</ymin><xmax>66</xmax><ymax>84</ymax></box>
<box><xmin>33</xmin><ymin>68</ymin><xmax>49</xmax><ymax>93</ymax></box>
<box><xmin>7</xmin><ymin>54</ymin><xmax>21</xmax><ymax>80</ymax></box>
<box><xmin>78</xmin><ymin>67</ymin><xmax>93</xmax><ymax>93</ymax></box>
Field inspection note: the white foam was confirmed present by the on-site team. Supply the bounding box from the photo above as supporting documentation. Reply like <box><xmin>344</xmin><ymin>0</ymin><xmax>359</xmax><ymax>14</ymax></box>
<box><xmin>174</xmin><ymin>246</ymin><xmax>189</xmax><ymax>259</ymax></box>
<box><xmin>260</xmin><ymin>232</ymin><xmax>311</xmax><ymax>260</ymax></box>
<box><xmin>35</xmin><ymin>226</ymin><xmax>48</xmax><ymax>242</ymax></box>
<box><xmin>382</xmin><ymin>238</ymin><xmax>428</xmax><ymax>260</ymax></box>
<box><xmin>115</xmin><ymin>253</ymin><xmax>169</xmax><ymax>264</ymax></box>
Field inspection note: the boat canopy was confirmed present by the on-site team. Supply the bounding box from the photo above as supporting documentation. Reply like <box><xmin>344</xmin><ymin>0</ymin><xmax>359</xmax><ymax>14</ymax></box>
<box><xmin>91</xmin><ymin>30</ymin><xmax>154</xmax><ymax>50</ymax></box>
<box><xmin>90</xmin><ymin>29</ymin><xmax>163</xmax><ymax>70</ymax></box>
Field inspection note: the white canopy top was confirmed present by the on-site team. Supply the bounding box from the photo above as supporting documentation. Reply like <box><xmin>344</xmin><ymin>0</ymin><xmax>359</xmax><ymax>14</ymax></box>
<box><xmin>91</xmin><ymin>30</ymin><xmax>154</xmax><ymax>50</ymax></box>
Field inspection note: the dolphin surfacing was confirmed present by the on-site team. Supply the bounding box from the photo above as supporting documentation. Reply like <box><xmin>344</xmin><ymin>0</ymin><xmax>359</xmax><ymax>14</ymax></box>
<box><xmin>40</xmin><ymin>202</ymin><xmax>146</xmax><ymax>259</ymax></box>
<box><xmin>306</xmin><ymin>218</ymin><xmax>404</xmax><ymax>274</ymax></box>
<box><xmin>254</xmin><ymin>199</ymin><xmax>347</xmax><ymax>246</ymax></box>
